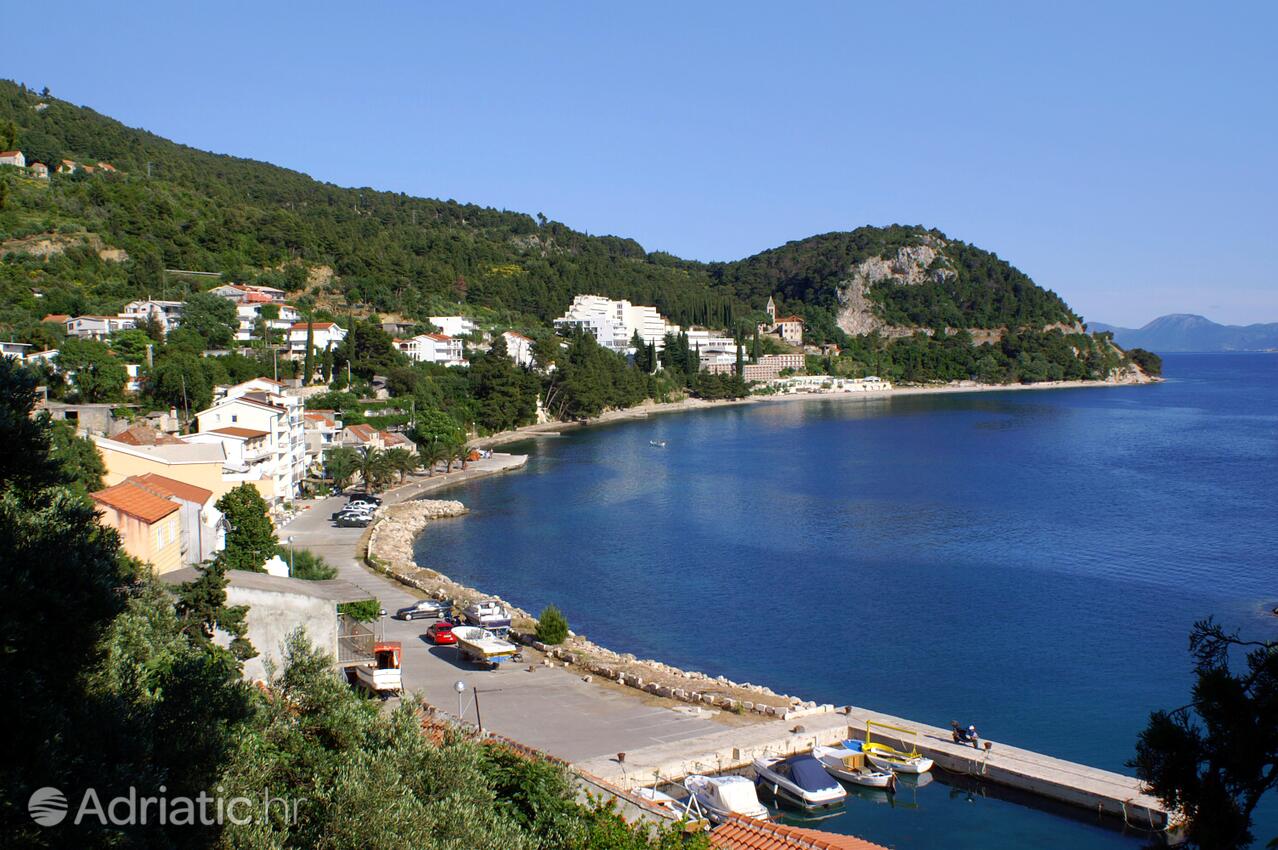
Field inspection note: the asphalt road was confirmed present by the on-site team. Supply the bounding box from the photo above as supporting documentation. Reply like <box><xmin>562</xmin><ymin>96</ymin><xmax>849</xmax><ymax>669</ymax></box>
<box><xmin>279</xmin><ymin>463</ymin><xmax>725</xmax><ymax>764</ymax></box>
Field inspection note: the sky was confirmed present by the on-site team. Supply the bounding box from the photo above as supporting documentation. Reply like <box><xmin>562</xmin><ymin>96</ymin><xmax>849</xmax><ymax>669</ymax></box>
<box><xmin>8</xmin><ymin>1</ymin><xmax>1277</xmax><ymax>326</ymax></box>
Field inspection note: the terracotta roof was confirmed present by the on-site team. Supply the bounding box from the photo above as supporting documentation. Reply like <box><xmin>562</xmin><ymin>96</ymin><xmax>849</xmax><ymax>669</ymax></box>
<box><xmin>0</xmin><ymin>150</ymin><xmax>21</xmax><ymax>157</ymax></box>
<box><xmin>133</xmin><ymin>472</ymin><xmax>213</xmax><ymax>505</ymax></box>
<box><xmin>709</xmin><ymin>815</ymin><xmax>887</xmax><ymax>850</ymax></box>
<box><xmin>244</xmin><ymin>292</ymin><xmax>273</xmax><ymax>303</ymax></box>
<box><xmin>345</xmin><ymin>423</ymin><xmax>377</xmax><ymax>441</ymax></box>
<box><xmin>775</xmin><ymin>316</ymin><xmax>805</xmax><ymax>324</ymax></box>
<box><xmin>504</xmin><ymin>331</ymin><xmax>533</xmax><ymax>341</ymax></box>
<box><xmin>206</xmin><ymin>426</ymin><xmax>269</xmax><ymax>439</ymax></box>
<box><xmin>425</xmin><ymin>333</ymin><xmax>453</xmax><ymax>342</ymax></box>
<box><xmin>112</xmin><ymin>424</ymin><xmax>184</xmax><ymax>446</ymax></box>
<box><xmin>41</xmin><ymin>313</ymin><xmax>70</xmax><ymax>322</ymax></box>
<box><xmin>380</xmin><ymin>431</ymin><xmax>412</xmax><ymax>447</ymax></box>
<box><xmin>291</xmin><ymin>321</ymin><xmax>336</xmax><ymax>329</ymax></box>
<box><xmin>92</xmin><ymin>480</ymin><xmax>179</xmax><ymax>524</ymax></box>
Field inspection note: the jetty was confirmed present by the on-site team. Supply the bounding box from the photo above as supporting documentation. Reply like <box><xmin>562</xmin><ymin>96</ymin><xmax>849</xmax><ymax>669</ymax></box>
<box><xmin>579</xmin><ymin>705</ymin><xmax>1172</xmax><ymax>833</ymax></box>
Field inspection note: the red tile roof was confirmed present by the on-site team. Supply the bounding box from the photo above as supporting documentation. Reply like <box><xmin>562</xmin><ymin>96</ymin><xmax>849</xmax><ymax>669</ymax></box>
<box><xmin>0</xmin><ymin>150</ymin><xmax>21</xmax><ymax>157</ymax></box>
<box><xmin>133</xmin><ymin>472</ymin><xmax>213</xmax><ymax>505</ymax></box>
<box><xmin>709</xmin><ymin>815</ymin><xmax>888</xmax><ymax>850</ymax></box>
<box><xmin>775</xmin><ymin>316</ymin><xmax>805</xmax><ymax>324</ymax></box>
<box><xmin>92</xmin><ymin>480</ymin><xmax>179</xmax><ymax>524</ymax></box>
<box><xmin>41</xmin><ymin>313</ymin><xmax>71</xmax><ymax>323</ymax></box>
<box><xmin>111</xmin><ymin>424</ymin><xmax>184</xmax><ymax>446</ymax></box>
<box><xmin>425</xmin><ymin>333</ymin><xmax>453</xmax><ymax>342</ymax></box>
<box><xmin>345</xmin><ymin>423</ymin><xmax>377</xmax><ymax>442</ymax></box>
<box><xmin>206</xmin><ymin>426</ymin><xmax>269</xmax><ymax>439</ymax></box>
<box><xmin>291</xmin><ymin>321</ymin><xmax>336</xmax><ymax>329</ymax></box>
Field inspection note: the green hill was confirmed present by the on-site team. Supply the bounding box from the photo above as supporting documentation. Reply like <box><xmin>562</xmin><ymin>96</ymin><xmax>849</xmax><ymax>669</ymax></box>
<box><xmin>0</xmin><ymin>78</ymin><xmax>1143</xmax><ymax>386</ymax></box>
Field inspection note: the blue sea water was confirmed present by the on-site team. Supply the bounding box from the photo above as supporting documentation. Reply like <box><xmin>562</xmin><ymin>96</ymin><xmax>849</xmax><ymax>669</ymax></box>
<box><xmin>419</xmin><ymin>353</ymin><xmax>1278</xmax><ymax>848</ymax></box>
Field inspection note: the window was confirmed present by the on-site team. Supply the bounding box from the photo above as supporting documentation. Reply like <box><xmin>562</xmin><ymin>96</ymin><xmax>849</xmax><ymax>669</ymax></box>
<box><xmin>231</xmin><ymin>415</ymin><xmax>238</xmax><ymax>423</ymax></box>
<box><xmin>154</xmin><ymin>527</ymin><xmax>162</xmax><ymax>550</ymax></box>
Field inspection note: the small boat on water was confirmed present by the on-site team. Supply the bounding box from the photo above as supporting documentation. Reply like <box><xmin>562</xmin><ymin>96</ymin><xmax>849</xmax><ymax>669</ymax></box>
<box><xmin>649</xmin><ymin>439</ymin><xmax>668</xmax><ymax>447</ymax></box>
<box><xmin>752</xmin><ymin>755</ymin><xmax>847</xmax><ymax>809</ymax></box>
<box><xmin>684</xmin><ymin>774</ymin><xmax>770</xmax><ymax>823</ymax></box>
<box><xmin>856</xmin><ymin>720</ymin><xmax>934</xmax><ymax>775</ymax></box>
<box><xmin>812</xmin><ymin>744</ymin><xmax>897</xmax><ymax>789</ymax></box>
<box><xmin>463</xmin><ymin>600</ymin><xmax>512</xmax><ymax>631</ymax></box>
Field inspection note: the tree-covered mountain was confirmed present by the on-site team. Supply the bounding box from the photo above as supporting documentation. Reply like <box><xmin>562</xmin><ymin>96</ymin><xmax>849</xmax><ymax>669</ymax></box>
<box><xmin>1088</xmin><ymin>314</ymin><xmax>1278</xmax><ymax>352</ymax></box>
<box><xmin>0</xmin><ymin>79</ymin><xmax>1143</xmax><ymax>385</ymax></box>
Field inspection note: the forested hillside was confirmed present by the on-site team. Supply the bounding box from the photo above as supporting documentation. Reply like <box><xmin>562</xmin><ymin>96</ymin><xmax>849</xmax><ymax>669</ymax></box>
<box><xmin>0</xmin><ymin>79</ymin><xmax>1148</xmax><ymax>388</ymax></box>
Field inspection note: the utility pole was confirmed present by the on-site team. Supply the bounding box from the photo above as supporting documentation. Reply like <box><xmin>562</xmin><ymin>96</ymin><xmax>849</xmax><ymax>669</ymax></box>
<box><xmin>473</xmin><ymin>686</ymin><xmax>483</xmax><ymax>734</ymax></box>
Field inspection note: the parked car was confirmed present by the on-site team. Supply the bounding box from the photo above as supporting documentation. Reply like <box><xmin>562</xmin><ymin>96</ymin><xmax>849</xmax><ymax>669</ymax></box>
<box><xmin>335</xmin><ymin>514</ymin><xmax>372</xmax><ymax>528</ymax></box>
<box><xmin>425</xmin><ymin>622</ymin><xmax>457</xmax><ymax>645</ymax></box>
<box><xmin>396</xmin><ymin>599</ymin><xmax>449</xmax><ymax>621</ymax></box>
<box><xmin>349</xmin><ymin>494</ymin><xmax>383</xmax><ymax>506</ymax></box>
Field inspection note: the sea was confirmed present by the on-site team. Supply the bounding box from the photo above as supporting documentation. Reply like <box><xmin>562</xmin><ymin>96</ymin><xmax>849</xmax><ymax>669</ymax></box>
<box><xmin>418</xmin><ymin>352</ymin><xmax>1278</xmax><ymax>849</ymax></box>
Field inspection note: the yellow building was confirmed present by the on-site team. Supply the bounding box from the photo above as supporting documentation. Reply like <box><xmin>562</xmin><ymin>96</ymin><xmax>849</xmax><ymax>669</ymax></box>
<box><xmin>91</xmin><ymin>479</ymin><xmax>184</xmax><ymax>575</ymax></box>
<box><xmin>93</xmin><ymin>435</ymin><xmax>275</xmax><ymax>504</ymax></box>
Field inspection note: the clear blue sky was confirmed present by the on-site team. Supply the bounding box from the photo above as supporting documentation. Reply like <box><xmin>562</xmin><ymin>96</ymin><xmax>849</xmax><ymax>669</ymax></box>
<box><xmin>8</xmin><ymin>2</ymin><xmax>1277</xmax><ymax>326</ymax></box>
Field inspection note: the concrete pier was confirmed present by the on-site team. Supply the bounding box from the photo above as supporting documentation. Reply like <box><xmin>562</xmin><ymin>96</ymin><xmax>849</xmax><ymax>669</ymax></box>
<box><xmin>579</xmin><ymin>705</ymin><xmax>1172</xmax><ymax>833</ymax></box>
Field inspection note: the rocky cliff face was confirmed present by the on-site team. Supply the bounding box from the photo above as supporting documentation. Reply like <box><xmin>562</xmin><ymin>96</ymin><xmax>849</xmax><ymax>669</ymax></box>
<box><xmin>835</xmin><ymin>237</ymin><xmax>955</xmax><ymax>336</ymax></box>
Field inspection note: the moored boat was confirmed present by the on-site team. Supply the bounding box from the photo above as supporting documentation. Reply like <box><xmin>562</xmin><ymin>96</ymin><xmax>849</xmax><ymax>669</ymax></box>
<box><xmin>684</xmin><ymin>774</ymin><xmax>770</xmax><ymax>823</ymax></box>
<box><xmin>812</xmin><ymin>744</ymin><xmax>897</xmax><ymax>789</ymax></box>
<box><xmin>855</xmin><ymin>719</ymin><xmax>934</xmax><ymax>774</ymax></box>
<box><xmin>752</xmin><ymin>755</ymin><xmax>847</xmax><ymax>809</ymax></box>
<box><xmin>633</xmin><ymin>787</ymin><xmax>709</xmax><ymax>828</ymax></box>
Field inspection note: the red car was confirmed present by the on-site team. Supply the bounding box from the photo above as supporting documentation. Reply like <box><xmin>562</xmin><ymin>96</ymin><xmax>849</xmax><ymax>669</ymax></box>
<box><xmin>426</xmin><ymin>622</ymin><xmax>457</xmax><ymax>645</ymax></box>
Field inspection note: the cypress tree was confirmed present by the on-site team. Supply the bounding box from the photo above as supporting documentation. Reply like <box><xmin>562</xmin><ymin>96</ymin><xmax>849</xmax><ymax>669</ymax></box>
<box><xmin>736</xmin><ymin>343</ymin><xmax>744</xmax><ymax>377</ymax></box>
<box><xmin>302</xmin><ymin>319</ymin><xmax>315</xmax><ymax>385</ymax></box>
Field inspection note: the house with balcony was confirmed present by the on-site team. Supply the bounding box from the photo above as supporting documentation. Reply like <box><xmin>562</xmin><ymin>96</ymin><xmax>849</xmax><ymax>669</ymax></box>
<box><xmin>192</xmin><ymin>379</ymin><xmax>306</xmax><ymax>503</ymax></box>
<box><xmin>120</xmin><ymin>299</ymin><xmax>184</xmax><ymax>333</ymax></box>
<box><xmin>65</xmin><ymin>315</ymin><xmax>137</xmax><ymax>340</ymax></box>
<box><xmin>234</xmin><ymin>302</ymin><xmax>300</xmax><ymax>343</ymax></box>
<box><xmin>287</xmin><ymin>321</ymin><xmax>346</xmax><ymax>355</ymax></box>
<box><xmin>209</xmin><ymin>283</ymin><xmax>287</xmax><ymax>304</ymax></box>
<box><xmin>428</xmin><ymin>315</ymin><xmax>478</xmax><ymax>338</ymax></box>
<box><xmin>395</xmin><ymin>333</ymin><xmax>466</xmax><ymax>367</ymax></box>
<box><xmin>501</xmin><ymin>331</ymin><xmax>536</xmax><ymax>368</ymax></box>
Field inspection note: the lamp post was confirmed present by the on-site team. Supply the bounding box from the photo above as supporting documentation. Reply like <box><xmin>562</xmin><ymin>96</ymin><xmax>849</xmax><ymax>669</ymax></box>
<box><xmin>285</xmin><ymin>535</ymin><xmax>295</xmax><ymax>576</ymax></box>
<box><xmin>454</xmin><ymin>680</ymin><xmax>466</xmax><ymax>719</ymax></box>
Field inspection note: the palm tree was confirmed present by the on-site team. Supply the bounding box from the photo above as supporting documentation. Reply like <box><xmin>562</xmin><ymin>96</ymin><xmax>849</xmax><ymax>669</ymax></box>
<box><xmin>384</xmin><ymin>447</ymin><xmax>416</xmax><ymax>485</ymax></box>
<box><xmin>325</xmin><ymin>446</ymin><xmax>359</xmax><ymax>492</ymax></box>
<box><xmin>453</xmin><ymin>440</ymin><xmax>472</xmax><ymax>471</ymax></box>
<box><xmin>358</xmin><ymin>447</ymin><xmax>388</xmax><ymax>493</ymax></box>
<box><xmin>420</xmin><ymin>442</ymin><xmax>447</xmax><ymax>477</ymax></box>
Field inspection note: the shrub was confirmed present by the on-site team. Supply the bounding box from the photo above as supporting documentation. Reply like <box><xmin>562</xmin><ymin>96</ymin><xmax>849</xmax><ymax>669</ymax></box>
<box><xmin>338</xmin><ymin>599</ymin><xmax>382</xmax><ymax>622</ymax></box>
<box><xmin>535</xmin><ymin>605</ymin><xmax>569</xmax><ymax>645</ymax></box>
<box><xmin>279</xmin><ymin>546</ymin><xmax>336</xmax><ymax>581</ymax></box>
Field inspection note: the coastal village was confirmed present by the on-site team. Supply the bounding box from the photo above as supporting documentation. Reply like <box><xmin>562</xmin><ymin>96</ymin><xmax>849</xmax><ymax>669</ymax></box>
<box><xmin>0</xmin><ymin>86</ymin><xmax>1196</xmax><ymax>850</ymax></box>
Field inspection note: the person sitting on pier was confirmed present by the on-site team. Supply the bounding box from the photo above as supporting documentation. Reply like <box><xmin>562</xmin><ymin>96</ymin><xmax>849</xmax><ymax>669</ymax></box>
<box><xmin>952</xmin><ymin>722</ymin><xmax>981</xmax><ymax>746</ymax></box>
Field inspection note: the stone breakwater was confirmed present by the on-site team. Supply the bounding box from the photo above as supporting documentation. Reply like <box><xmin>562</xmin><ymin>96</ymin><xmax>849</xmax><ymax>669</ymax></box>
<box><xmin>366</xmin><ymin>499</ymin><xmax>834</xmax><ymax>722</ymax></box>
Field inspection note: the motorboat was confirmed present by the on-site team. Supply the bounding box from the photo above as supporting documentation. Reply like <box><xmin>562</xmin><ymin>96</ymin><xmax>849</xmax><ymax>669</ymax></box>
<box><xmin>633</xmin><ymin>787</ymin><xmax>709</xmax><ymax>828</ymax></box>
<box><xmin>452</xmin><ymin>626</ymin><xmax>519</xmax><ymax>669</ymax></box>
<box><xmin>463</xmin><ymin>600</ymin><xmax>512</xmax><ymax>631</ymax></box>
<box><xmin>354</xmin><ymin>641</ymin><xmax>402</xmax><ymax>698</ymax></box>
<box><xmin>812</xmin><ymin>744</ymin><xmax>896</xmax><ymax>789</ymax></box>
<box><xmin>649</xmin><ymin>439</ymin><xmax>667</xmax><ymax>447</ymax></box>
<box><xmin>856</xmin><ymin>719</ymin><xmax>934</xmax><ymax>775</ymax></box>
<box><xmin>684</xmin><ymin>774</ymin><xmax>770</xmax><ymax>823</ymax></box>
<box><xmin>752</xmin><ymin>755</ymin><xmax>847</xmax><ymax>809</ymax></box>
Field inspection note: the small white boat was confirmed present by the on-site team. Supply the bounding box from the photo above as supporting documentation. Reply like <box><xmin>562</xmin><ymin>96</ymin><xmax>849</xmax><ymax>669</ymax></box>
<box><xmin>812</xmin><ymin>745</ymin><xmax>896</xmax><ymax>789</ymax></box>
<box><xmin>354</xmin><ymin>641</ymin><xmax>402</xmax><ymax>697</ymax></box>
<box><xmin>463</xmin><ymin>600</ymin><xmax>512</xmax><ymax>630</ymax></box>
<box><xmin>684</xmin><ymin>774</ymin><xmax>769</xmax><ymax>823</ymax></box>
<box><xmin>649</xmin><ymin>439</ymin><xmax>667</xmax><ymax>447</ymax></box>
<box><xmin>633</xmin><ymin>788</ymin><xmax>709</xmax><ymax>827</ymax></box>
<box><xmin>752</xmin><ymin>755</ymin><xmax>847</xmax><ymax>809</ymax></box>
<box><xmin>452</xmin><ymin>626</ymin><xmax>519</xmax><ymax>668</ymax></box>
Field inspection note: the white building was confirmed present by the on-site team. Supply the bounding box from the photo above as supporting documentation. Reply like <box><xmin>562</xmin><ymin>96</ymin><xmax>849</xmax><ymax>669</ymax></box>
<box><xmin>501</xmin><ymin>331</ymin><xmax>535</xmax><ymax>368</ymax></box>
<box><xmin>0</xmin><ymin>341</ymin><xmax>33</xmax><ymax>358</ymax></box>
<box><xmin>65</xmin><ymin>315</ymin><xmax>137</xmax><ymax>340</ymax></box>
<box><xmin>286</xmin><ymin>321</ymin><xmax>346</xmax><ymax>355</ymax></box>
<box><xmin>553</xmin><ymin>294</ymin><xmax>673</xmax><ymax>353</ymax></box>
<box><xmin>0</xmin><ymin>150</ymin><xmax>26</xmax><ymax>168</ymax></box>
<box><xmin>120</xmin><ymin>300</ymin><xmax>185</xmax><ymax>334</ymax></box>
<box><xmin>429</xmin><ymin>316</ymin><xmax>478</xmax><ymax>338</ymax></box>
<box><xmin>234</xmin><ymin>303</ymin><xmax>300</xmax><ymax>343</ymax></box>
<box><xmin>209</xmin><ymin>284</ymin><xmax>287</xmax><ymax>304</ymax></box>
<box><xmin>684</xmin><ymin>328</ymin><xmax>738</xmax><ymax>356</ymax></box>
<box><xmin>395</xmin><ymin>333</ymin><xmax>466</xmax><ymax>367</ymax></box>
<box><xmin>191</xmin><ymin>379</ymin><xmax>306</xmax><ymax>503</ymax></box>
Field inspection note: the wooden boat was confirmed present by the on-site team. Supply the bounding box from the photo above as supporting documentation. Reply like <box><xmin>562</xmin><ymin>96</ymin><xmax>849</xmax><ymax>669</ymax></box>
<box><xmin>812</xmin><ymin>744</ymin><xmax>897</xmax><ymax>789</ymax></box>
<box><xmin>855</xmin><ymin>720</ymin><xmax>933</xmax><ymax>775</ymax></box>
<box><xmin>354</xmin><ymin>641</ymin><xmax>402</xmax><ymax>697</ymax></box>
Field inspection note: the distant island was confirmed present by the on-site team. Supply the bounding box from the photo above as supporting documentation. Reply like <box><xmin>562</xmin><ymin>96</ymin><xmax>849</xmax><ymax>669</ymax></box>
<box><xmin>1087</xmin><ymin>314</ymin><xmax>1278</xmax><ymax>352</ymax></box>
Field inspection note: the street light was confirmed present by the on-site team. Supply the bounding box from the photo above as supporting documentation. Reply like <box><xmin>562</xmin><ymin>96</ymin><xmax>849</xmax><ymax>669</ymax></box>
<box><xmin>285</xmin><ymin>535</ymin><xmax>295</xmax><ymax>576</ymax></box>
<box><xmin>454</xmin><ymin>680</ymin><xmax>466</xmax><ymax>719</ymax></box>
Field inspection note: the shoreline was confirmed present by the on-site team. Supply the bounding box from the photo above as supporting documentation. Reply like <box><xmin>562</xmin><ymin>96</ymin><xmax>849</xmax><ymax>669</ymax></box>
<box><xmin>470</xmin><ymin>374</ymin><xmax>1157</xmax><ymax>449</ymax></box>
